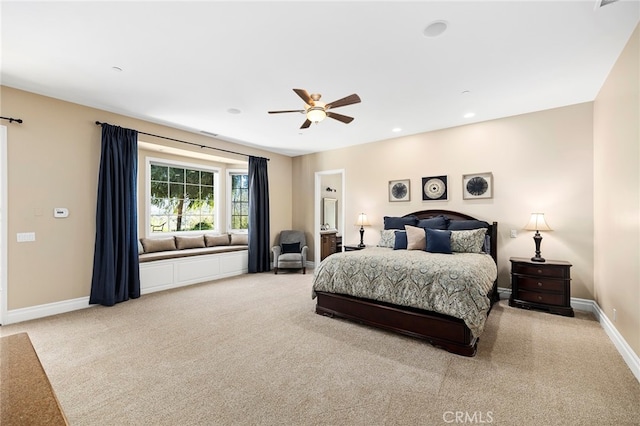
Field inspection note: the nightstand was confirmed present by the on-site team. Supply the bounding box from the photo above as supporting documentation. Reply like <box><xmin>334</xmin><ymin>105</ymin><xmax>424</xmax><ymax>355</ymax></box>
<box><xmin>509</xmin><ymin>257</ymin><xmax>574</xmax><ymax>317</ymax></box>
<box><xmin>343</xmin><ymin>245</ymin><xmax>365</xmax><ymax>252</ymax></box>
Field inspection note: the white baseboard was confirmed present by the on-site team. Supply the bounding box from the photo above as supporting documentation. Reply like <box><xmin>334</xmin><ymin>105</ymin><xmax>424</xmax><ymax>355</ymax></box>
<box><xmin>591</xmin><ymin>302</ymin><xmax>640</xmax><ymax>383</ymax></box>
<box><xmin>5</xmin><ymin>296</ymin><xmax>93</xmax><ymax>325</ymax></box>
<box><xmin>497</xmin><ymin>287</ymin><xmax>639</xmax><ymax>383</ymax></box>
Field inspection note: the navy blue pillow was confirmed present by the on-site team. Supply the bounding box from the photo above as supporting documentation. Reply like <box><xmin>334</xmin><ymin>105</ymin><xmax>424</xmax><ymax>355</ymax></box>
<box><xmin>416</xmin><ymin>215</ymin><xmax>449</xmax><ymax>230</ymax></box>
<box><xmin>393</xmin><ymin>231</ymin><xmax>407</xmax><ymax>250</ymax></box>
<box><xmin>447</xmin><ymin>219</ymin><xmax>489</xmax><ymax>231</ymax></box>
<box><xmin>281</xmin><ymin>242</ymin><xmax>300</xmax><ymax>254</ymax></box>
<box><xmin>425</xmin><ymin>229</ymin><xmax>452</xmax><ymax>254</ymax></box>
<box><xmin>383</xmin><ymin>215</ymin><xmax>418</xmax><ymax>230</ymax></box>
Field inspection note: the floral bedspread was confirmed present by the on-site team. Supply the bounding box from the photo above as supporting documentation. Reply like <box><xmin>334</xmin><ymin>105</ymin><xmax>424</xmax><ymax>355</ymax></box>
<box><xmin>312</xmin><ymin>247</ymin><xmax>498</xmax><ymax>337</ymax></box>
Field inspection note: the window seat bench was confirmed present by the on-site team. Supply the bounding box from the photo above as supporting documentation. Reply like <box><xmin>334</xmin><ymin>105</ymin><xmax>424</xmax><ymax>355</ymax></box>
<box><xmin>139</xmin><ymin>234</ymin><xmax>248</xmax><ymax>294</ymax></box>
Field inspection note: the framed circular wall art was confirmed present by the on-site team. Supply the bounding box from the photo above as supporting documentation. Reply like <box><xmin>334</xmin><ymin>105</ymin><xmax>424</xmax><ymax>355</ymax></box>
<box><xmin>421</xmin><ymin>175</ymin><xmax>448</xmax><ymax>201</ymax></box>
<box><xmin>389</xmin><ymin>179</ymin><xmax>410</xmax><ymax>202</ymax></box>
<box><xmin>463</xmin><ymin>172</ymin><xmax>493</xmax><ymax>199</ymax></box>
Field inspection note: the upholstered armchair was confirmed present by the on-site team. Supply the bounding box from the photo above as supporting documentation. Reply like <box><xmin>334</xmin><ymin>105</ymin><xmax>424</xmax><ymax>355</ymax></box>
<box><xmin>272</xmin><ymin>230</ymin><xmax>308</xmax><ymax>274</ymax></box>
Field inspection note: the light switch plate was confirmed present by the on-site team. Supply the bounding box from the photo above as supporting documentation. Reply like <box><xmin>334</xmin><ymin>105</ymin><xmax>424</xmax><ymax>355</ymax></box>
<box><xmin>17</xmin><ymin>232</ymin><xmax>36</xmax><ymax>242</ymax></box>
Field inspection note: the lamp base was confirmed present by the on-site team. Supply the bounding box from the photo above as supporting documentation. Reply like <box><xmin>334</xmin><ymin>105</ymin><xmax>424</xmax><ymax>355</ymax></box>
<box><xmin>531</xmin><ymin>231</ymin><xmax>545</xmax><ymax>262</ymax></box>
<box><xmin>359</xmin><ymin>226</ymin><xmax>365</xmax><ymax>248</ymax></box>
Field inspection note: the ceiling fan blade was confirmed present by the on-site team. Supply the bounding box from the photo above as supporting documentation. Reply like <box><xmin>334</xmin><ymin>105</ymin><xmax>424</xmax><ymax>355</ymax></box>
<box><xmin>300</xmin><ymin>119</ymin><xmax>312</xmax><ymax>129</ymax></box>
<box><xmin>293</xmin><ymin>88</ymin><xmax>313</xmax><ymax>105</ymax></box>
<box><xmin>268</xmin><ymin>109</ymin><xmax>304</xmax><ymax>114</ymax></box>
<box><xmin>327</xmin><ymin>112</ymin><xmax>354</xmax><ymax>124</ymax></box>
<box><xmin>326</xmin><ymin>94</ymin><xmax>361</xmax><ymax>109</ymax></box>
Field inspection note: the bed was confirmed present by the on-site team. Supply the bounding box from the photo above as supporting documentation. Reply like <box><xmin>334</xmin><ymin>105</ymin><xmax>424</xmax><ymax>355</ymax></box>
<box><xmin>312</xmin><ymin>209</ymin><xmax>499</xmax><ymax>357</ymax></box>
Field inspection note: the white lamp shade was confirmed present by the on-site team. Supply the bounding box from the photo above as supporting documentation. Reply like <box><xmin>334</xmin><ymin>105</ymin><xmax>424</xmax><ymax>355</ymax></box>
<box><xmin>355</xmin><ymin>213</ymin><xmax>370</xmax><ymax>226</ymax></box>
<box><xmin>524</xmin><ymin>213</ymin><xmax>552</xmax><ymax>231</ymax></box>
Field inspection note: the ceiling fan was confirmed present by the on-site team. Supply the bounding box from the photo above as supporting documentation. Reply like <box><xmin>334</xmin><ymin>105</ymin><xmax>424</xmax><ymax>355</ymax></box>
<box><xmin>268</xmin><ymin>88</ymin><xmax>361</xmax><ymax>129</ymax></box>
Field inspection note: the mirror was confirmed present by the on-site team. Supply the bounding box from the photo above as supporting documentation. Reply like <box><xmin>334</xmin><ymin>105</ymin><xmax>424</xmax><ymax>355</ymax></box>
<box><xmin>322</xmin><ymin>198</ymin><xmax>338</xmax><ymax>230</ymax></box>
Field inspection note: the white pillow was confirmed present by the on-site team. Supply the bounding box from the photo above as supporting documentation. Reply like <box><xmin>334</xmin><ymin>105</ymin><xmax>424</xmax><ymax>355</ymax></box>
<box><xmin>405</xmin><ymin>225</ymin><xmax>426</xmax><ymax>250</ymax></box>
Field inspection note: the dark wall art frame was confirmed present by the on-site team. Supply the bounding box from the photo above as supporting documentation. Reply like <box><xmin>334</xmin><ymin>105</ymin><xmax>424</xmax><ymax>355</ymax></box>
<box><xmin>421</xmin><ymin>175</ymin><xmax>448</xmax><ymax>201</ymax></box>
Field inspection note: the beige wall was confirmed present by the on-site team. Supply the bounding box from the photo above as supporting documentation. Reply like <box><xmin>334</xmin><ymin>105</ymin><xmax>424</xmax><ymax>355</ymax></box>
<box><xmin>0</xmin><ymin>87</ymin><xmax>292</xmax><ymax>310</ymax></box>
<box><xmin>293</xmin><ymin>102</ymin><xmax>595</xmax><ymax>299</ymax></box>
<box><xmin>593</xmin><ymin>24</ymin><xmax>640</xmax><ymax>355</ymax></box>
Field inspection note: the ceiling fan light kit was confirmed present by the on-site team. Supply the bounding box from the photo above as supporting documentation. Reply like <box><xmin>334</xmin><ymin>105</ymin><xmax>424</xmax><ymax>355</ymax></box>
<box><xmin>306</xmin><ymin>105</ymin><xmax>327</xmax><ymax>123</ymax></box>
<box><xmin>269</xmin><ymin>88</ymin><xmax>361</xmax><ymax>129</ymax></box>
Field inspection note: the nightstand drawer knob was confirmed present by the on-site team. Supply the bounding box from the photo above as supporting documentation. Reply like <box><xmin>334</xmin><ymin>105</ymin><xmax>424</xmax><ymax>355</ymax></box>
<box><xmin>537</xmin><ymin>282</ymin><xmax>543</xmax><ymax>287</ymax></box>
<box><xmin>537</xmin><ymin>296</ymin><xmax>543</xmax><ymax>300</ymax></box>
<box><xmin>537</xmin><ymin>269</ymin><xmax>542</xmax><ymax>274</ymax></box>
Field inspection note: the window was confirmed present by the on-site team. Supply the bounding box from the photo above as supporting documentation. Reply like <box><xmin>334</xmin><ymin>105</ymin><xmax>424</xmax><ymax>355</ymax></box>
<box><xmin>148</xmin><ymin>159</ymin><xmax>219</xmax><ymax>234</ymax></box>
<box><xmin>227</xmin><ymin>170</ymin><xmax>248</xmax><ymax>232</ymax></box>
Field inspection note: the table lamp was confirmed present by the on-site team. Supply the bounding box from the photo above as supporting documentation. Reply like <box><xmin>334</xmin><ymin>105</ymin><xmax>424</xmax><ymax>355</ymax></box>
<box><xmin>355</xmin><ymin>213</ymin><xmax>370</xmax><ymax>248</ymax></box>
<box><xmin>524</xmin><ymin>213</ymin><xmax>552</xmax><ymax>262</ymax></box>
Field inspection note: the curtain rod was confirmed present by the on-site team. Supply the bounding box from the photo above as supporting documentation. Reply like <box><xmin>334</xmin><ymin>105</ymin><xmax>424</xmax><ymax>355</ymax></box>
<box><xmin>95</xmin><ymin>121</ymin><xmax>269</xmax><ymax>161</ymax></box>
<box><xmin>1</xmin><ymin>116</ymin><xmax>23</xmax><ymax>124</ymax></box>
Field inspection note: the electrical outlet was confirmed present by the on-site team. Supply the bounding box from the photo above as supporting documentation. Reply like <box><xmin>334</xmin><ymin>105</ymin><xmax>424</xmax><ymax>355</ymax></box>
<box><xmin>510</xmin><ymin>229</ymin><xmax>518</xmax><ymax>238</ymax></box>
<box><xmin>613</xmin><ymin>308</ymin><xmax>617</xmax><ymax>322</ymax></box>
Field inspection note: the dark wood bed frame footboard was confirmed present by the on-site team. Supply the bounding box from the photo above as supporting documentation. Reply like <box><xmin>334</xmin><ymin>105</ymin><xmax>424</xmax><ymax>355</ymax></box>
<box><xmin>314</xmin><ymin>209</ymin><xmax>499</xmax><ymax>357</ymax></box>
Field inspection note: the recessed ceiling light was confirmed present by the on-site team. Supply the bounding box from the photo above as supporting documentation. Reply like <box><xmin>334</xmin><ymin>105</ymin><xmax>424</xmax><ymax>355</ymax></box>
<box><xmin>200</xmin><ymin>130</ymin><xmax>218</xmax><ymax>137</ymax></box>
<box><xmin>423</xmin><ymin>21</ymin><xmax>448</xmax><ymax>38</ymax></box>
<box><xmin>464</xmin><ymin>112</ymin><xmax>475</xmax><ymax>119</ymax></box>
<box><xmin>227</xmin><ymin>108</ymin><xmax>242</xmax><ymax>115</ymax></box>
<box><xmin>392</xmin><ymin>127</ymin><xmax>402</xmax><ymax>133</ymax></box>
<box><xmin>112</xmin><ymin>66</ymin><xmax>123</xmax><ymax>72</ymax></box>
<box><xmin>461</xmin><ymin>90</ymin><xmax>471</xmax><ymax>95</ymax></box>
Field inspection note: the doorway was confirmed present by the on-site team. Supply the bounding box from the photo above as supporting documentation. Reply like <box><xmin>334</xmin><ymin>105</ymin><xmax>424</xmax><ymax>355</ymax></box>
<box><xmin>0</xmin><ymin>126</ymin><xmax>7</xmax><ymax>325</ymax></box>
<box><xmin>314</xmin><ymin>169</ymin><xmax>345</xmax><ymax>266</ymax></box>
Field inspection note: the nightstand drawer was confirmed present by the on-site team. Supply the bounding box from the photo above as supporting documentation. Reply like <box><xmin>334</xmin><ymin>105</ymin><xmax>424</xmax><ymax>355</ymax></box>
<box><xmin>512</xmin><ymin>263</ymin><xmax>565</xmax><ymax>278</ymax></box>
<box><xmin>517</xmin><ymin>276</ymin><xmax>564</xmax><ymax>293</ymax></box>
<box><xmin>517</xmin><ymin>290</ymin><xmax>565</xmax><ymax>306</ymax></box>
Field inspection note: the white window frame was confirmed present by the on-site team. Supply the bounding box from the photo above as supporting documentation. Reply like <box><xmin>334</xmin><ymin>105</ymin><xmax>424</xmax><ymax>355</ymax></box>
<box><xmin>145</xmin><ymin>156</ymin><xmax>220</xmax><ymax>237</ymax></box>
<box><xmin>226</xmin><ymin>168</ymin><xmax>249</xmax><ymax>234</ymax></box>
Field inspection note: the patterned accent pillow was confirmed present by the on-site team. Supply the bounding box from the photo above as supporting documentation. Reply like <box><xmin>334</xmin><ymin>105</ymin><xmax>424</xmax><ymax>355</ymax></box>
<box><xmin>450</xmin><ymin>228</ymin><xmax>487</xmax><ymax>253</ymax></box>
<box><xmin>377</xmin><ymin>229</ymin><xmax>396</xmax><ymax>248</ymax></box>
<box><xmin>405</xmin><ymin>225</ymin><xmax>426</xmax><ymax>250</ymax></box>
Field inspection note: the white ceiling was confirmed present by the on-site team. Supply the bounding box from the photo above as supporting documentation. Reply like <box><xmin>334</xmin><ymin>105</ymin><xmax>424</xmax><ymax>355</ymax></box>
<box><xmin>2</xmin><ymin>1</ymin><xmax>638</xmax><ymax>157</ymax></box>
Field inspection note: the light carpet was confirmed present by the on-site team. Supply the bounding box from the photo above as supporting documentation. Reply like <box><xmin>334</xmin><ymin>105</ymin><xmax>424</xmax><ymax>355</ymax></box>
<box><xmin>1</xmin><ymin>272</ymin><xmax>639</xmax><ymax>425</ymax></box>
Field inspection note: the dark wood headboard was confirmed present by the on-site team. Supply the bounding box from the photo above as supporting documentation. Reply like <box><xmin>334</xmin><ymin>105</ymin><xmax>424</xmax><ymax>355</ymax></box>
<box><xmin>403</xmin><ymin>209</ymin><xmax>498</xmax><ymax>264</ymax></box>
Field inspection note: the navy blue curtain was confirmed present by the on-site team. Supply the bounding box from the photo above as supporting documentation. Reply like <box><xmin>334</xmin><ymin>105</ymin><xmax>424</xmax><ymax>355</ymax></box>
<box><xmin>248</xmin><ymin>156</ymin><xmax>271</xmax><ymax>273</ymax></box>
<box><xmin>89</xmin><ymin>124</ymin><xmax>140</xmax><ymax>306</ymax></box>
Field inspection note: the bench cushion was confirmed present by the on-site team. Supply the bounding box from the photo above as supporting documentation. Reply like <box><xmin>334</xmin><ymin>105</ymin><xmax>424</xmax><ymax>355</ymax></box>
<box><xmin>139</xmin><ymin>245</ymin><xmax>248</xmax><ymax>263</ymax></box>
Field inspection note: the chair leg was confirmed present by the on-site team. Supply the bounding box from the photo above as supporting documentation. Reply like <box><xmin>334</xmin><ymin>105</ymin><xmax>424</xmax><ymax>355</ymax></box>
<box><xmin>302</xmin><ymin>267</ymin><xmax>306</xmax><ymax>274</ymax></box>
<box><xmin>274</xmin><ymin>267</ymin><xmax>278</xmax><ymax>274</ymax></box>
